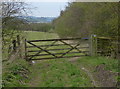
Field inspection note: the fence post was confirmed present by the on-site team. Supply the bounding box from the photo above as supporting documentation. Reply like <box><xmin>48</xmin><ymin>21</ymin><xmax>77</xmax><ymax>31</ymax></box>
<box><xmin>25</xmin><ymin>39</ymin><xmax>27</xmax><ymax>61</ymax></box>
<box><xmin>12</xmin><ymin>40</ymin><xmax>16</xmax><ymax>51</ymax></box>
<box><xmin>17</xmin><ymin>35</ymin><xmax>20</xmax><ymax>46</ymax></box>
<box><xmin>17</xmin><ymin>35</ymin><xmax>22</xmax><ymax>58</ymax></box>
<box><xmin>95</xmin><ymin>36</ymin><xmax>97</xmax><ymax>56</ymax></box>
<box><xmin>116</xmin><ymin>36</ymin><xmax>120</xmax><ymax>59</ymax></box>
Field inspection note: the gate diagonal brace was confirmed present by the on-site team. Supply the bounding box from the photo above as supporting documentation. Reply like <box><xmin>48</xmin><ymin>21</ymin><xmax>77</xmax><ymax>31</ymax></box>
<box><xmin>27</xmin><ymin>41</ymin><xmax>57</xmax><ymax>60</ymax></box>
<box><xmin>59</xmin><ymin>40</ymin><xmax>81</xmax><ymax>57</ymax></box>
<box><xmin>27</xmin><ymin>41</ymin><xmax>58</xmax><ymax>60</ymax></box>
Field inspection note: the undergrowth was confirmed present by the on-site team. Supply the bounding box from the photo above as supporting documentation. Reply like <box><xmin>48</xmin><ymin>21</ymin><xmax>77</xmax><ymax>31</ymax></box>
<box><xmin>2</xmin><ymin>59</ymin><xmax>31</xmax><ymax>87</ymax></box>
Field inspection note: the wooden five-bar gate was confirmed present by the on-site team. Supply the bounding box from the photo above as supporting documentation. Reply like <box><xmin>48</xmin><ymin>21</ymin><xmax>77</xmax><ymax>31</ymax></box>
<box><xmin>25</xmin><ymin>38</ymin><xmax>90</xmax><ymax>61</ymax></box>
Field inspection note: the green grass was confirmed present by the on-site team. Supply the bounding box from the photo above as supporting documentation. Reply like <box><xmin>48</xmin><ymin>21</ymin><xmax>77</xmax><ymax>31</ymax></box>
<box><xmin>25</xmin><ymin>55</ymin><xmax>118</xmax><ymax>87</ymax></box>
<box><xmin>27</xmin><ymin>58</ymin><xmax>92</xmax><ymax>87</ymax></box>
<box><xmin>76</xmin><ymin>56</ymin><xmax>119</xmax><ymax>86</ymax></box>
<box><xmin>25</xmin><ymin>31</ymin><xmax>59</xmax><ymax>40</ymax></box>
<box><xmin>77</xmin><ymin>56</ymin><xmax>118</xmax><ymax>73</ymax></box>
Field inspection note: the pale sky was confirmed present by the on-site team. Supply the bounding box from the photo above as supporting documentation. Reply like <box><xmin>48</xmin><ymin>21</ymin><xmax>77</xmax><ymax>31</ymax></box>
<box><xmin>27</xmin><ymin>2</ymin><xmax>68</xmax><ymax>17</ymax></box>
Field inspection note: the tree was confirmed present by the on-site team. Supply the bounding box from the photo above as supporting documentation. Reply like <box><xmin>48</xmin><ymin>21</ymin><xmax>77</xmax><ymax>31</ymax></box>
<box><xmin>1</xmin><ymin>0</ymin><xmax>29</xmax><ymax>49</ymax></box>
<box><xmin>54</xmin><ymin>2</ymin><xmax>118</xmax><ymax>38</ymax></box>
<box><xmin>2</xmin><ymin>1</ymin><xmax>28</xmax><ymax>25</ymax></box>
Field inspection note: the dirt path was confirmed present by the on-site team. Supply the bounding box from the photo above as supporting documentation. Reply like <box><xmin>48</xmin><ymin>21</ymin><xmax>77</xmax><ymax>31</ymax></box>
<box><xmin>26</xmin><ymin>62</ymin><xmax>42</xmax><ymax>87</ymax></box>
<box><xmin>28</xmin><ymin>74</ymin><xmax>41</xmax><ymax>87</ymax></box>
<box><xmin>27</xmin><ymin>61</ymin><xmax>51</xmax><ymax>87</ymax></box>
<box><xmin>80</xmin><ymin>66</ymin><xmax>98</xmax><ymax>87</ymax></box>
<box><xmin>68</xmin><ymin>57</ymin><xmax>99</xmax><ymax>87</ymax></box>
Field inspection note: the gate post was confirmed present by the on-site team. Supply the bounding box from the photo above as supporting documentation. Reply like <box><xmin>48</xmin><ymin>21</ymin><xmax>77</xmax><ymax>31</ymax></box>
<box><xmin>89</xmin><ymin>34</ymin><xmax>97</xmax><ymax>56</ymax></box>
<box><xmin>89</xmin><ymin>35</ymin><xmax>93</xmax><ymax>56</ymax></box>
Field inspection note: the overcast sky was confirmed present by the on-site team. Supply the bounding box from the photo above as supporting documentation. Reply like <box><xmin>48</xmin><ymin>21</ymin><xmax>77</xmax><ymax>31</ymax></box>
<box><xmin>27</xmin><ymin>2</ymin><xmax>68</xmax><ymax>17</ymax></box>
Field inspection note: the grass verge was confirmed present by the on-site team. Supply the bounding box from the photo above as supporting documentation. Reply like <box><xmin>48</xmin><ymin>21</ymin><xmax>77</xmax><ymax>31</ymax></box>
<box><xmin>77</xmin><ymin>56</ymin><xmax>118</xmax><ymax>73</ymax></box>
<box><xmin>2</xmin><ymin>59</ymin><xmax>30</xmax><ymax>87</ymax></box>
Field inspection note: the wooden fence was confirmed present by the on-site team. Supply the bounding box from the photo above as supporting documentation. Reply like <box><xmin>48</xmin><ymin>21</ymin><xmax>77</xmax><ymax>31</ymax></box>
<box><xmin>6</xmin><ymin>35</ymin><xmax>24</xmax><ymax>63</ymax></box>
<box><xmin>7</xmin><ymin>35</ymin><xmax>119</xmax><ymax>62</ymax></box>
<box><xmin>3</xmin><ymin>34</ymin><xmax>119</xmax><ymax>63</ymax></box>
<box><xmin>91</xmin><ymin>35</ymin><xmax>119</xmax><ymax>58</ymax></box>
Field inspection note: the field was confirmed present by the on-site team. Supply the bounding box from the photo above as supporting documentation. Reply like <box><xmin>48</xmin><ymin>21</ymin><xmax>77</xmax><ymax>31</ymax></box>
<box><xmin>25</xmin><ymin>31</ymin><xmax>59</xmax><ymax>40</ymax></box>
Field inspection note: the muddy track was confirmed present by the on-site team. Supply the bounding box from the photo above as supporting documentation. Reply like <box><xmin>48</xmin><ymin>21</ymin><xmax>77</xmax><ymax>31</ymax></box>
<box><xmin>68</xmin><ymin>57</ymin><xmax>99</xmax><ymax>87</ymax></box>
<box><xmin>68</xmin><ymin>57</ymin><xmax>118</xmax><ymax>87</ymax></box>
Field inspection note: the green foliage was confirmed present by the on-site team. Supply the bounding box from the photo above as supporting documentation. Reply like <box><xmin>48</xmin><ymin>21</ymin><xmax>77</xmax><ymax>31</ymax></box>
<box><xmin>27</xmin><ymin>59</ymin><xmax>92</xmax><ymax>87</ymax></box>
<box><xmin>22</xmin><ymin>23</ymin><xmax>54</xmax><ymax>32</ymax></box>
<box><xmin>3</xmin><ymin>17</ymin><xmax>27</xmax><ymax>31</ymax></box>
<box><xmin>2</xmin><ymin>29</ymin><xmax>23</xmax><ymax>61</ymax></box>
<box><xmin>54</xmin><ymin>2</ymin><xmax>118</xmax><ymax>38</ymax></box>
<box><xmin>2</xmin><ymin>16</ymin><xmax>26</xmax><ymax>60</ymax></box>
<box><xmin>2</xmin><ymin>59</ymin><xmax>30</xmax><ymax>87</ymax></box>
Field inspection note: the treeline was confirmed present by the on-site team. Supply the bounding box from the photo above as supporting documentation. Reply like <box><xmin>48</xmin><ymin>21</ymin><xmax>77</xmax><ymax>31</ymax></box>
<box><xmin>3</xmin><ymin>17</ymin><xmax>54</xmax><ymax>33</ymax></box>
<box><xmin>21</xmin><ymin>23</ymin><xmax>54</xmax><ymax>32</ymax></box>
<box><xmin>53</xmin><ymin>2</ymin><xmax>119</xmax><ymax>38</ymax></box>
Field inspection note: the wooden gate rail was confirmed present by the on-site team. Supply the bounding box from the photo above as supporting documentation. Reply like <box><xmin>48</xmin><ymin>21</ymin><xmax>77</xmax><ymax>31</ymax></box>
<box><xmin>27</xmin><ymin>51</ymin><xmax>89</xmax><ymax>57</ymax></box>
<box><xmin>25</xmin><ymin>37</ymin><xmax>89</xmax><ymax>61</ymax></box>
<box><xmin>27</xmin><ymin>47</ymin><xmax>89</xmax><ymax>52</ymax></box>
<box><xmin>26</xmin><ymin>43</ymin><xmax>81</xmax><ymax>48</ymax></box>
<box><xmin>31</xmin><ymin>55</ymin><xmax>86</xmax><ymax>60</ymax></box>
<box><xmin>27</xmin><ymin>37</ymin><xmax>88</xmax><ymax>42</ymax></box>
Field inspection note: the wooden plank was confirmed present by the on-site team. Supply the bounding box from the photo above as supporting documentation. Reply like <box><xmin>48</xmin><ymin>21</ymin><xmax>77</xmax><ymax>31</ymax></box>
<box><xmin>27</xmin><ymin>37</ymin><xmax>89</xmax><ymax>42</ymax></box>
<box><xmin>31</xmin><ymin>55</ymin><xmax>89</xmax><ymax>60</ymax></box>
<box><xmin>27</xmin><ymin>47</ymin><xmax>89</xmax><ymax>52</ymax></box>
<box><xmin>27</xmin><ymin>51</ymin><xmax>89</xmax><ymax>57</ymax></box>
<box><xmin>26</xmin><ymin>44</ymin><xmax>68</xmax><ymax>48</ymax></box>
<box><xmin>25</xmin><ymin>39</ymin><xmax>27</xmax><ymax>60</ymax></box>
<box><xmin>26</xmin><ymin>43</ymin><xmax>80</xmax><ymax>48</ymax></box>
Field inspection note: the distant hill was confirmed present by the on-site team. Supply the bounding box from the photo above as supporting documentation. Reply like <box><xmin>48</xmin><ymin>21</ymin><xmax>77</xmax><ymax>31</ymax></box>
<box><xmin>17</xmin><ymin>16</ymin><xmax>56</xmax><ymax>23</ymax></box>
